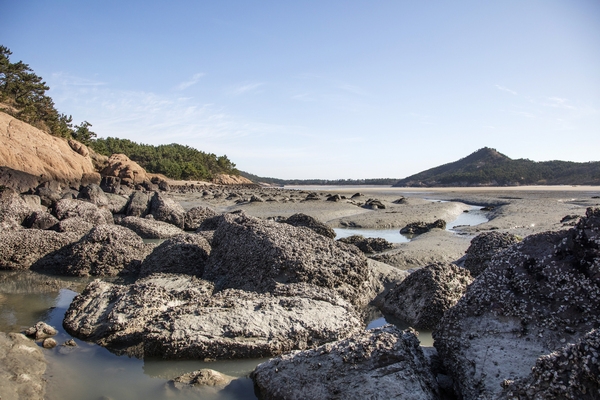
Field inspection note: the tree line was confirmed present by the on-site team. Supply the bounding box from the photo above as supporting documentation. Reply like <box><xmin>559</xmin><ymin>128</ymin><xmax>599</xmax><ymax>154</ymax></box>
<box><xmin>0</xmin><ymin>45</ymin><xmax>239</xmax><ymax>181</ymax></box>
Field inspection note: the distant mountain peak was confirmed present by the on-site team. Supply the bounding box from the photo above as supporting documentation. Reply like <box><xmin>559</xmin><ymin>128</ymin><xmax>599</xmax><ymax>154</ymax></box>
<box><xmin>393</xmin><ymin>147</ymin><xmax>600</xmax><ymax>187</ymax></box>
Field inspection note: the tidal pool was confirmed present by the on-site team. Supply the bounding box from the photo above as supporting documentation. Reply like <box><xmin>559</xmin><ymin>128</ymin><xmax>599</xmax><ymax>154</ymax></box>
<box><xmin>334</xmin><ymin>204</ymin><xmax>489</xmax><ymax>242</ymax></box>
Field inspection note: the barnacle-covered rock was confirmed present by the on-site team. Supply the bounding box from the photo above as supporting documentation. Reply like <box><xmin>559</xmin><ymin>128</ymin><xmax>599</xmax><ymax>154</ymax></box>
<box><xmin>63</xmin><ymin>274</ymin><xmax>361</xmax><ymax>359</ymax></box>
<box><xmin>434</xmin><ymin>207</ymin><xmax>600</xmax><ymax>400</ymax></box>
<box><xmin>499</xmin><ymin>328</ymin><xmax>600</xmax><ymax>400</ymax></box>
<box><xmin>400</xmin><ymin>219</ymin><xmax>446</xmax><ymax>235</ymax></box>
<box><xmin>0</xmin><ymin>229</ymin><xmax>81</xmax><ymax>270</ymax></box>
<box><xmin>463</xmin><ymin>231</ymin><xmax>521</xmax><ymax>277</ymax></box>
<box><xmin>31</xmin><ymin>224</ymin><xmax>154</xmax><ymax>276</ymax></box>
<box><xmin>203</xmin><ymin>212</ymin><xmax>374</xmax><ymax>308</ymax></box>
<box><xmin>252</xmin><ymin>325</ymin><xmax>439</xmax><ymax>400</ymax></box>
<box><xmin>139</xmin><ymin>234</ymin><xmax>211</xmax><ymax>277</ymax></box>
<box><xmin>281</xmin><ymin>213</ymin><xmax>336</xmax><ymax>239</ymax></box>
<box><xmin>380</xmin><ymin>262</ymin><xmax>472</xmax><ymax>330</ymax></box>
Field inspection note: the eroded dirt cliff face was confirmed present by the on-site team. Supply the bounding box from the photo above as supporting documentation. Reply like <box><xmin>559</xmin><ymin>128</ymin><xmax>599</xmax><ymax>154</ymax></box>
<box><xmin>0</xmin><ymin>112</ymin><xmax>100</xmax><ymax>191</ymax></box>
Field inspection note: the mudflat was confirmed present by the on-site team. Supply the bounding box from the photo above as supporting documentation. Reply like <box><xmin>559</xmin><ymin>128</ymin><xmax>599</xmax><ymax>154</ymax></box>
<box><xmin>170</xmin><ymin>185</ymin><xmax>600</xmax><ymax>270</ymax></box>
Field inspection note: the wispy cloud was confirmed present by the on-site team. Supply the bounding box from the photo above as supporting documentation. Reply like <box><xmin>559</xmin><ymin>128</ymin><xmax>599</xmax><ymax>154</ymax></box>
<box><xmin>544</xmin><ymin>97</ymin><xmax>576</xmax><ymax>110</ymax></box>
<box><xmin>338</xmin><ymin>84</ymin><xmax>367</xmax><ymax>96</ymax></box>
<box><xmin>51</xmin><ymin>72</ymin><xmax>106</xmax><ymax>86</ymax></box>
<box><xmin>230</xmin><ymin>82</ymin><xmax>264</xmax><ymax>96</ymax></box>
<box><xmin>176</xmin><ymin>73</ymin><xmax>206</xmax><ymax>90</ymax></box>
<box><xmin>495</xmin><ymin>85</ymin><xmax>517</xmax><ymax>95</ymax></box>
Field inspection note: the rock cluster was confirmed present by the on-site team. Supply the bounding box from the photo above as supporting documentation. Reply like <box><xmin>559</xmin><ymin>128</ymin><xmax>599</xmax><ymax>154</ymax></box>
<box><xmin>380</xmin><ymin>262</ymin><xmax>473</xmax><ymax>330</ymax></box>
<box><xmin>433</xmin><ymin>207</ymin><xmax>600</xmax><ymax>399</ymax></box>
<box><xmin>463</xmin><ymin>231</ymin><xmax>521</xmax><ymax>277</ymax></box>
<box><xmin>252</xmin><ymin>325</ymin><xmax>439</xmax><ymax>400</ymax></box>
<box><xmin>400</xmin><ymin>219</ymin><xmax>446</xmax><ymax>234</ymax></box>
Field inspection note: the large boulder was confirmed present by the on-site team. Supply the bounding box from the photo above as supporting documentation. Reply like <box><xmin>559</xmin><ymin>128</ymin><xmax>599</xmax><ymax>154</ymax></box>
<box><xmin>0</xmin><ymin>229</ymin><xmax>81</xmax><ymax>270</ymax></box>
<box><xmin>282</xmin><ymin>213</ymin><xmax>336</xmax><ymax>239</ymax></box>
<box><xmin>119</xmin><ymin>216</ymin><xmax>184</xmax><ymax>239</ymax></box>
<box><xmin>100</xmin><ymin>153</ymin><xmax>149</xmax><ymax>185</ymax></box>
<box><xmin>139</xmin><ymin>234</ymin><xmax>211</xmax><ymax>277</ymax></box>
<box><xmin>433</xmin><ymin>208</ymin><xmax>600</xmax><ymax>400</ymax></box>
<box><xmin>0</xmin><ymin>187</ymin><xmax>33</xmax><ymax>229</ymax></box>
<box><xmin>77</xmin><ymin>183</ymin><xmax>109</xmax><ymax>207</ymax></box>
<box><xmin>149</xmin><ymin>192</ymin><xmax>186</xmax><ymax>229</ymax></box>
<box><xmin>499</xmin><ymin>329</ymin><xmax>600</xmax><ymax>399</ymax></box>
<box><xmin>31</xmin><ymin>224</ymin><xmax>154</xmax><ymax>276</ymax></box>
<box><xmin>380</xmin><ymin>262</ymin><xmax>473</xmax><ymax>330</ymax></box>
<box><xmin>463</xmin><ymin>231</ymin><xmax>521</xmax><ymax>277</ymax></box>
<box><xmin>53</xmin><ymin>217</ymin><xmax>95</xmax><ymax>235</ymax></box>
<box><xmin>203</xmin><ymin>212</ymin><xmax>374</xmax><ymax>308</ymax></box>
<box><xmin>126</xmin><ymin>191</ymin><xmax>151</xmax><ymax>217</ymax></box>
<box><xmin>0</xmin><ymin>332</ymin><xmax>47</xmax><ymax>400</ymax></box>
<box><xmin>0</xmin><ymin>111</ymin><xmax>100</xmax><ymax>192</ymax></box>
<box><xmin>184</xmin><ymin>206</ymin><xmax>219</xmax><ymax>231</ymax></box>
<box><xmin>53</xmin><ymin>199</ymin><xmax>112</xmax><ymax>225</ymax></box>
<box><xmin>252</xmin><ymin>325</ymin><xmax>439</xmax><ymax>400</ymax></box>
<box><xmin>63</xmin><ymin>274</ymin><xmax>361</xmax><ymax>359</ymax></box>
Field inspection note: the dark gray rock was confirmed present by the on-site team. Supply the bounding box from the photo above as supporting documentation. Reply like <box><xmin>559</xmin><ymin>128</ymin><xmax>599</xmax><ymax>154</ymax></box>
<box><xmin>139</xmin><ymin>234</ymin><xmax>211</xmax><ymax>277</ymax></box>
<box><xmin>104</xmin><ymin>193</ymin><xmax>129</xmax><ymax>214</ymax></box>
<box><xmin>53</xmin><ymin>199</ymin><xmax>112</xmax><ymax>225</ymax></box>
<box><xmin>338</xmin><ymin>234</ymin><xmax>394</xmax><ymax>253</ymax></box>
<box><xmin>400</xmin><ymin>219</ymin><xmax>446</xmax><ymax>234</ymax></box>
<box><xmin>433</xmin><ymin>208</ymin><xmax>600</xmax><ymax>400</ymax></box>
<box><xmin>0</xmin><ymin>332</ymin><xmax>47</xmax><ymax>400</ymax></box>
<box><xmin>327</xmin><ymin>194</ymin><xmax>342</xmax><ymax>202</ymax></box>
<box><xmin>0</xmin><ymin>187</ymin><xmax>32</xmax><ymax>229</ymax></box>
<box><xmin>100</xmin><ymin>175</ymin><xmax>121</xmax><ymax>194</ymax></box>
<box><xmin>150</xmin><ymin>192</ymin><xmax>186</xmax><ymax>228</ymax></box>
<box><xmin>184</xmin><ymin>206</ymin><xmax>218</xmax><ymax>231</ymax></box>
<box><xmin>252</xmin><ymin>325</ymin><xmax>439</xmax><ymax>400</ymax></box>
<box><xmin>463</xmin><ymin>231</ymin><xmax>521</xmax><ymax>277</ymax></box>
<box><xmin>380</xmin><ymin>262</ymin><xmax>473</xmax><ymax>330</ymax></box>
<box><xmin>22</xmin><ymin>211</ymin><xmax>59</xmax><ymax>230</ymax></box>
<box><xmin>35</xmin><ymin>183</ymin><xmax>63</xmax><ymax>207</ymax></box>
<box><xmin>282</xmin><ymin>213</ymin><xmax>336</xmax><ymax>239</ymax></box>
<box><xmin>499</xmin><ymin>329</ymin><xmax>600</xmax><ymax>400</ymax></box>
<box><xmin>203</xmin><ymin>212</ymin><xmax>374</xmax><ymax>308</ymax></box>
<box><xmin>63</xmin><ymin>274</ymin><xmax>361</xmax><ymax>359</ymax></box>
<box><xmin>304</xmin><ymin>192</ymin><xmax>320</xmax><ymax>201</ymax></box>
<box><xmin>0</xmin><ymin>229</ymin><xmax>81</xmax><ymax>270</ymax></box>
<box><xmin>126</xmin><ymin>191</ymin><xmax>151</xmax><ymax>217</ymax></box>
<box><xmin>364</xmin><ymin>198</ymin><xmax>386</xmax><ymax>209</ymax></box>
<box><xmin>77</xmin><ymin>183</ymin><xmax>109</xmax><ymax>207</ymax></box>
<box><xmin>119</xmin><ymin>216</ymin><xmax>184</xmax><ymax>239</ymax></box>
<box><xmin>31</xmin><ymin>224</ymin><xmax>154</xmax><ymax>276</ymax></box>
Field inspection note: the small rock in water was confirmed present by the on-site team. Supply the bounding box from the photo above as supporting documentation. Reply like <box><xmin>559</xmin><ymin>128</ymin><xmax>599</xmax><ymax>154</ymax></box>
<box><xmin>63</xmin><ymin>339</ymin><xmax>77</xmax><ymax>346</ymax></box>
<box><xmin>42</xmin><ymin>338</ymin><xmax>57</xmax><ymax>348</ymax></box>
<box><xmin>24</xmin><ymin>321</ymin><xmax>58</xmax><ymax>340</ymax></box>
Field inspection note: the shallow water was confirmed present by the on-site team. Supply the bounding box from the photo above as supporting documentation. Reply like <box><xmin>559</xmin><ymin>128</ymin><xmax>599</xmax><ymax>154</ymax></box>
<box><xmin>0</xmin><ymin>270</ymin><xmax>434</xmax><ymax>400</ymax></box>
<box><xmin>334</xmin><ymin>204</ymin><xmax>489</xmax><ymax>241</ymax></box>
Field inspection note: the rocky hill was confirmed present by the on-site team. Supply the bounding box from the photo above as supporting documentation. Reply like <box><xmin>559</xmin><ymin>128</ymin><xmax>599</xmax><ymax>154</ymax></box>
<box><xmin>0</xmin><ymin>111</ymin><xmax>100</xmax><ymax>192</ymax></box>
<box><xmin>394</xmin><ymin>147</ymin><xmax>600</xmax><ymax>187</ymax></box>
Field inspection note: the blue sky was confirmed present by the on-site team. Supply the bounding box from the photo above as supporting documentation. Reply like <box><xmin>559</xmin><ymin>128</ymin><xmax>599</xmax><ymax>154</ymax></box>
<box><xmin>2</xmin><ymin>1</ymin><xmax>599</xmax><ymax>179</ymax></box>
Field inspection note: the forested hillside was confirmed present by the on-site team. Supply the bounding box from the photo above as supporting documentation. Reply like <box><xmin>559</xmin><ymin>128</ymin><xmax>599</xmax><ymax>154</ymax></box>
<box><xmin>0</xmin><ymin>45</ymin><xmax>240</xmax><ymax>182</ymax></box>
<box><xmin>394</xmin><ymin>147</ymin><xmax>600</xmax><ymax>187</ymax></box>
<box><xmin>90</xmin><ymin>138</ymin><xmax>238</xmax><ymax>181</ymax></box>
